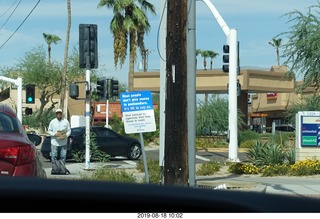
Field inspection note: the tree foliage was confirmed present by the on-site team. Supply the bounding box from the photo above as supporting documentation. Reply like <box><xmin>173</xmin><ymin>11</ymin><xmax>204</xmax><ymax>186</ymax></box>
<box><xmin>98</xmin><ymin>0</ymin><xmax>156</xmax><ymax>91</ymax></box>
<box><xmin>285</xmin><ymin>95</ymin><xmax>320</xmax><ymax>125</ymax></box>
<box><xmin>279</xmin><ymin>3</ymin><xmax>320</xmax><ymax>93</ymax></box>
<box><xmin>196</xmin><ymin>95</ymin><xmax>246</xmax><ymax>136</ymax></box>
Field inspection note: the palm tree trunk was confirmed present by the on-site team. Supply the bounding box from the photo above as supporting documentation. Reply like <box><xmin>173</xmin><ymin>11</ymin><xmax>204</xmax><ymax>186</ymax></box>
<box><xmin>48</xmin><ymin>45</ymin><xmax>51</xmax><ymax>64</ymax></box>
<box><xmin>276</xmin><ymin>48</ymin><xmax>280</xmax><ymax>66</ymax></box>
<box><xmin>128</xmin><ymin>32</ymin><xmax>135</xmax><ymax>91</ymax></box>
<box><xmin>60</xmin><ymin>0</ymin><xmax>71</xmax><ymax>115</ymax></box>
<box><xmin>210</xmin><ymin>59</ymin><xmax>213</xmax><ymax>70</ymax></box>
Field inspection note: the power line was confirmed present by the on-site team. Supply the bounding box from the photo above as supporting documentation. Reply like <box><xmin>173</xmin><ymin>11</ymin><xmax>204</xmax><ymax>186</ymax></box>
<box><xmin>0</xmin><ymin>0</ymin><xmax>41</xmax><ymax>50</ymax></box>
<box><xmin>0</xmin><ymin>0</ymin><xmax>19</xmax><ymax>19</ymax></box>
<box><xmin>157</xmin><ymin>0</ymin><xmax>167</xmax><ymax>62</ymax></box>
<box><xmin>0</xmin><ymin>0</ymin><xmax>22</xmax><ymax>31</ymax></box>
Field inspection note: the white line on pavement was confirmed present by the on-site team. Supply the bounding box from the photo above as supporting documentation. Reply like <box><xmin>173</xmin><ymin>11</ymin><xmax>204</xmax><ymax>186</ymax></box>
<box><xmin>196</xmin><ymin>155</ymin><xmax>211</xmax><ymax>162</ymax></box>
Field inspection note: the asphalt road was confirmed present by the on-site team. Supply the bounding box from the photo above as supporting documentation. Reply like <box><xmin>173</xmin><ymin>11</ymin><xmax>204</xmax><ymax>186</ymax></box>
<box><xmin>37</xmin><ymin>144</ymin><xmax>248</xmax><ymax>169</ymax></box>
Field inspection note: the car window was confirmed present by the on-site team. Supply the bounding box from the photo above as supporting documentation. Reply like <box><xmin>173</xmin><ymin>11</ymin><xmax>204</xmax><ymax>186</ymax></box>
<box><xmin>94</xmin><ymin>128</ymin><xmax>118</xmax><ymax>137</ymax></box>
<box><xmin>0</xmin><ymin>112</ymin><xmax>20</xmax><ymax>132</ymax></box>
<box><xmin>71</xmin><ymin>127</ymin><xmax>85</xmax><ymax>135</ymax></box>
<box><xmin>288</xmin><ymin>126</ymin><xmax>295</xmax><ymax>132</ymax></box>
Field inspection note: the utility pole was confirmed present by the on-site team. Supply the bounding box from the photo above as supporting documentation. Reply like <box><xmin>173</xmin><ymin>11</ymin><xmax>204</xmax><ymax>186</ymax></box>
<box><xmin>164</xmin><ymin>0</ymin><xmax>188</xmax><ymax>185</ymax></box>
<box><xmin>141</xmin><ymin>48</ymin><xmax>150</xmax><ymax>72</ymax></box>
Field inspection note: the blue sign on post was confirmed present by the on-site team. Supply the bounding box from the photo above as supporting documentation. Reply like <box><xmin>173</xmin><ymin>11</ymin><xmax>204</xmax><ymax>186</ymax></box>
<box><xmin>120</xmin><ymin>91</ymin><xmax>156</xmax><ymax>134</ymax></box>
<box><xmin>301</xmin><ymin>116</ymin><xmax>320</xmax><ymax>147</ymax></box>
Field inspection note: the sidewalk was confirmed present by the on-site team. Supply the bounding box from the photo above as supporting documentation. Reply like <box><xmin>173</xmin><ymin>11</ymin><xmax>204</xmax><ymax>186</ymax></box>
<box><xmin>44</xmin><ymin>160</ymin><xmax>320</xmax><ymax>199</ymax></box>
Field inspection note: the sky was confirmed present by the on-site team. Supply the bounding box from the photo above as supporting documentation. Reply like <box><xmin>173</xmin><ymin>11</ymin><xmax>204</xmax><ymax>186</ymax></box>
<box><xmin>0</xmin><ymin>0</ymin><xmax>318</xmax><ymax>89</ymax></box>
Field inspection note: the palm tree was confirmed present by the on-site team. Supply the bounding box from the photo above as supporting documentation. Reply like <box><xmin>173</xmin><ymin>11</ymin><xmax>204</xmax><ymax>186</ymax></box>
<box><xmin>207</xmin><ymin>50</ymin><xmax>219</xmax><ymax>70</ymax></box>
<box><xmin>269</xmin><ymin>38</ymin><xmax>282</xmax><ymax>66</ymax></box>
<box><xmin>196</xmin><ymin>49</ymin><xmax>202</xmax><ymax>69</ymax></box>
<box><xmin>98</xmin><ymin>0</ymin><xmax>156</xmax><ymax>91</ymax></box>
<box><xmin>59</xmin><ymin>0</ymin><xmax>71</xmax><ymax>117</ymax></box>
<box><xmin>43</xmin><ymin>33</ymin><xmax>61</xmax><ymax>64</ymax></box>
<box><xmin>201</xmin><ymin>50</ymin><xmax>209</xmax><ymax>70</ymax></box>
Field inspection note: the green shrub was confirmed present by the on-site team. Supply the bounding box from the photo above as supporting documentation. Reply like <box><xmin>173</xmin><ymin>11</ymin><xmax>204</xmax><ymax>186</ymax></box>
<box><xmin>239</xmin><ymin>140</ymin><xmax>257</xmax><ymax>148</ymax></box>
<box><xmin>196</xmin><ymin>160</ymin><xmax>221</xmax><ymax>176</ymax></box>
<box><xmin>246</xmin><ymin>141</ymin><xmax>287</xmax><ymax>168</ymax></box>
<box><xmin>227</xmin><ymin>162</ymin><xmax>259</xmax><ymax>174</ymax></box>
<box><xmin>212</xmin><ymin>140</ymin><xmax>228</xmax><ymax>148</ymax></box>
<box><xmin>195</xmin><ymin>137</ymin><xmax>211</xmax><ymax>151</ymax></box>
<box><xmin>238</xmin><ymin>130</ymin><xmax>260</xmax><ymax>145</ymax></box>
<box><xmin>286</xmin><ymin>148</ymin><xmax>296</xmax><ymax>165</ymax></box>
<box><xmin>137</xmin><ymin>159</ymin><xmax>161</xmax><ymax>184</ymax></box>
<box><xmin>81</xmin><ymin>168</ymin><xmax>137</xmax><ymax>183</ymax></box>
<box><xmin>289</xmin><ymin>159</ymin><xmax>320</xmax><ymax>176</ymax></box>
<box><xmin>261</xmin><ymin>164</ymin><xmax>290</xmax><ymax>177</ymax></box>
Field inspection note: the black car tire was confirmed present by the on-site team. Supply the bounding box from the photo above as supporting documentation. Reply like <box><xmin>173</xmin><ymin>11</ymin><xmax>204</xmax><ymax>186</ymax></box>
<box><xmin>127</xmin><ymin>143</ymin><xmax>141</xmax><ymax>160</ymax></box>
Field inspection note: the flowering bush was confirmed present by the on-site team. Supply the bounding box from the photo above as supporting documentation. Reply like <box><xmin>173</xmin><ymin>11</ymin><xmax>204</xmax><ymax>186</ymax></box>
<box><xmin>288</xmin><ymin>159</ymin><xmax>320</xmax><ymax>176</ymax></box>
<box><xmin>261</xmin><ymin>164</ymin><xmax>290</xmax><ymax>177</ymax></box>
<box><xmin>228</xmin><ymin>162</ymin><xmax>259</xmax><ymax>175</ymax></box>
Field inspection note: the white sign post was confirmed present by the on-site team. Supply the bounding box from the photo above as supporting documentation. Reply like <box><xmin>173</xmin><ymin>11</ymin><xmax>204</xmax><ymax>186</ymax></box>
<box><xmin>120</xmin><ymin>90</ymin><xmax>156</xmax><ymax>183</ymax></box>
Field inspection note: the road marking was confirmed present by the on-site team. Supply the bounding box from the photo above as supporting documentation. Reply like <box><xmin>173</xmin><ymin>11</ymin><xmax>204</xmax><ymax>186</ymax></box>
<box><xmin>196</xmin><ymin>155</ymin><xmax>211</xmax><ymax>162</ymax></box>
<box><xmin>124</xmin><ymin>160</ymin><xmax>137</xmax><ymax>167</ymax></box>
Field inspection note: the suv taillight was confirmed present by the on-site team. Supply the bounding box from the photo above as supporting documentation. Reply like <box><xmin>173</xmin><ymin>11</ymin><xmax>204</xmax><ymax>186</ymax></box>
<box><xmin>0</xmin><ymin>145</ymin><xmax>35</xmax><ymax>165</ymax></box>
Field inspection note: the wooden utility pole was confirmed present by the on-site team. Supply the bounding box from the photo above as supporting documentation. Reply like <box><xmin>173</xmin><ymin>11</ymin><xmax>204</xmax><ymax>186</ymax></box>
<box><xmin>164</xmin><ymin>0</ymin><xmax>188</xmax><ymax>185</ymax></box>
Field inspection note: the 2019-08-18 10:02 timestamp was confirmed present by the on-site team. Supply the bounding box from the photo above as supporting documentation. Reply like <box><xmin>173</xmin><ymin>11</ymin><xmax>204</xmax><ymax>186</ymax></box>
<box><xmin>137</xmin><ymin>213</ymin><xmax>183</xmax><ymax>218</ymax></box>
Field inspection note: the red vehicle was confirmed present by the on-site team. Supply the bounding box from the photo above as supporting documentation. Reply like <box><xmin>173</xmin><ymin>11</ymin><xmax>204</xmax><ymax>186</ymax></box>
<box><xmin>0</xmin><ymin>103</ymin><xmax>46</xmax><ymax>177</ymax></box>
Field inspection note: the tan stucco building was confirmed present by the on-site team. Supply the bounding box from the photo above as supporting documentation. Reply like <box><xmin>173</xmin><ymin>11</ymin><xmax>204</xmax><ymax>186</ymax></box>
<box><xmin>0</xmin><ymin>65</ymin><xmax>310</xmax><ymax>130</ymax></box>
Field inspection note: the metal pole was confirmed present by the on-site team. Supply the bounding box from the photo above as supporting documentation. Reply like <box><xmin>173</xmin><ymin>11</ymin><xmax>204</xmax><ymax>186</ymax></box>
<box><xmin>85</xmin><ymin>68</ymin><xmax>91</xmax><ymax>169</ymax></box>
<box><xmin>139</xmin><ymin>132</ymin><xmax>149</xmax><ymax>183</ymax></box>
<box><xmin>106</xmin><ymin>99</ymin><xmax>109</xmax><ymax>128</ymax></box>
<box><xmin>159</xmin><ymin>0</ymin><xmax>167</xmax><ymax>184</ymax></box>
<box><xmin>228</xmin><ymin>29</ymin><xmax>239</xmax><ymax>162</ymax></box>
<box><xmin>201</xmin><ymin>0</ymin><xmax>230</xmax><ymax>37</ymax></box>
<box><xmin>16</xmin><ymin>77</ymin><xmax>22</xmax><ymax>123</ymax></box>
<box><xmin>105</xmin><ymin>79</ymin><xmax>109</xmax><ymax>128</ymax></box>
<box><xmin>201</xmin><ymin>0</ymin><xmax>238</xmax><ymax>162</ymax></box>
<box><xmin>187</xmin><ymin>0</ymin><xmax>196</xmax><ymax>187</ymax></box>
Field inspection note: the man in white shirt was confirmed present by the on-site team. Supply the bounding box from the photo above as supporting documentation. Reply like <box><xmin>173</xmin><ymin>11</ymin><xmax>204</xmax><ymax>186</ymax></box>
<box><xmin>48</xmin><ymin>109</ymin><xmax>71</xmax><ymax>171</ymax></box>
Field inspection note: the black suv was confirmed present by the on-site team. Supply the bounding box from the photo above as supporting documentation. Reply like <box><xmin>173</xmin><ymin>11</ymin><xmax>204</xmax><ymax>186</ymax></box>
<box><xmin>41</xmin><ymin>126</ymin><xmax>142</xmax><ymax>161</ymax></box>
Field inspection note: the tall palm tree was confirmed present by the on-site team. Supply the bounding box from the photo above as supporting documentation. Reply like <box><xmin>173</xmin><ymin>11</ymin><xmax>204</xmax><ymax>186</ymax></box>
<box><xmin>207</xmin><ymin>50</ymin><xmax>219</xmax><ymax>70</ymax></box>
<box><xmin>43</xmin><ymin>33</ymin><xmax>61</xmax><ymax>64</ymax></box>
<box><xmin>98</xmin><ymin>0</ymin><xmax>156</xmax><ymax>91</ymax></box>
<box><xmin>196</xmin><ymin>49</ymin><xmax>202</xmax><ymax>69</ymax></box>
<box><xmin>269</xmin><ymin>38</ymin><xmax>282</xmax><ymax>66</ymax></box>
<box><xmin>60</xmin><ymin>0</ymin><xmax>71</xmax><ymax>117</ymax></box>
<box><xmin>201</xmin><ymin>50</ymin><xmax>209</xmax><ymax>70</ymax></box>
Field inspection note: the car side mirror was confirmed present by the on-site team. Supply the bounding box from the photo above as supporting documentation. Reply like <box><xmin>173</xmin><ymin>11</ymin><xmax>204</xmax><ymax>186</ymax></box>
<box><xmin>27</xmin><ymin>134</ymin><xmax>42</xmax><ymax>146</ymax></box>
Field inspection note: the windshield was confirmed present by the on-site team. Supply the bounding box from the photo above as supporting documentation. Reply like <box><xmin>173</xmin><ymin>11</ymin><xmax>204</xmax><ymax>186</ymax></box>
<box><xmin>1</xmin><ymin>0</ymin><xmax>320</xmax><ymax>216</ymax></box>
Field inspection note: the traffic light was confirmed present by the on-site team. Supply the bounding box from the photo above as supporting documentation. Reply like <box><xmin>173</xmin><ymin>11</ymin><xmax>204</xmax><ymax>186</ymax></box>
<box><xmin>109</xmin><ymin>79</ymin><xmax>119</xmax><ymax>98</ymax></box>
<box><xmin>69</xmin><ymin>84</ymin><xmax>79</xmax><ymax>99</ymax></box>
<box><xmin>222</xmin><ymin>44</ymin><xmax>229</xmax><ymax>73</ymax></box>
<box><xmin>25</xmin><ymin>84</ymin><xmax>35</xmax><ymax>104</ymax></box>
<box><xmin>222</xmin><ymin>42</ymin><xmax>240</xmax><ymax>74</ymax></box>
<box><xmin>96</xmin><ymin>78</ymin><xmax>106</xmax><ymax>100</ymax></box>
<box><xmin>79</xmin><ymin>24</ymin><xmax>98</xmax><ymax>69</ymax></box>
<box><xmin>25</xmin><ymin>107</ymin><xmax>33</xmax><ymax>115</ymax></box>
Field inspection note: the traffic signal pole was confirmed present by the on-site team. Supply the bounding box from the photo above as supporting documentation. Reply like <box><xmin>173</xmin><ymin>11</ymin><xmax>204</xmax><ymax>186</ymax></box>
<box><xmin>85</xmin><ymin>65</ymin><xmax>91</xmax><ymax>170</ymax></box>
<box><xmin>201</xmin><ymin>0</ymin><xmax>239</xmax><ymax>161</ymax></box>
